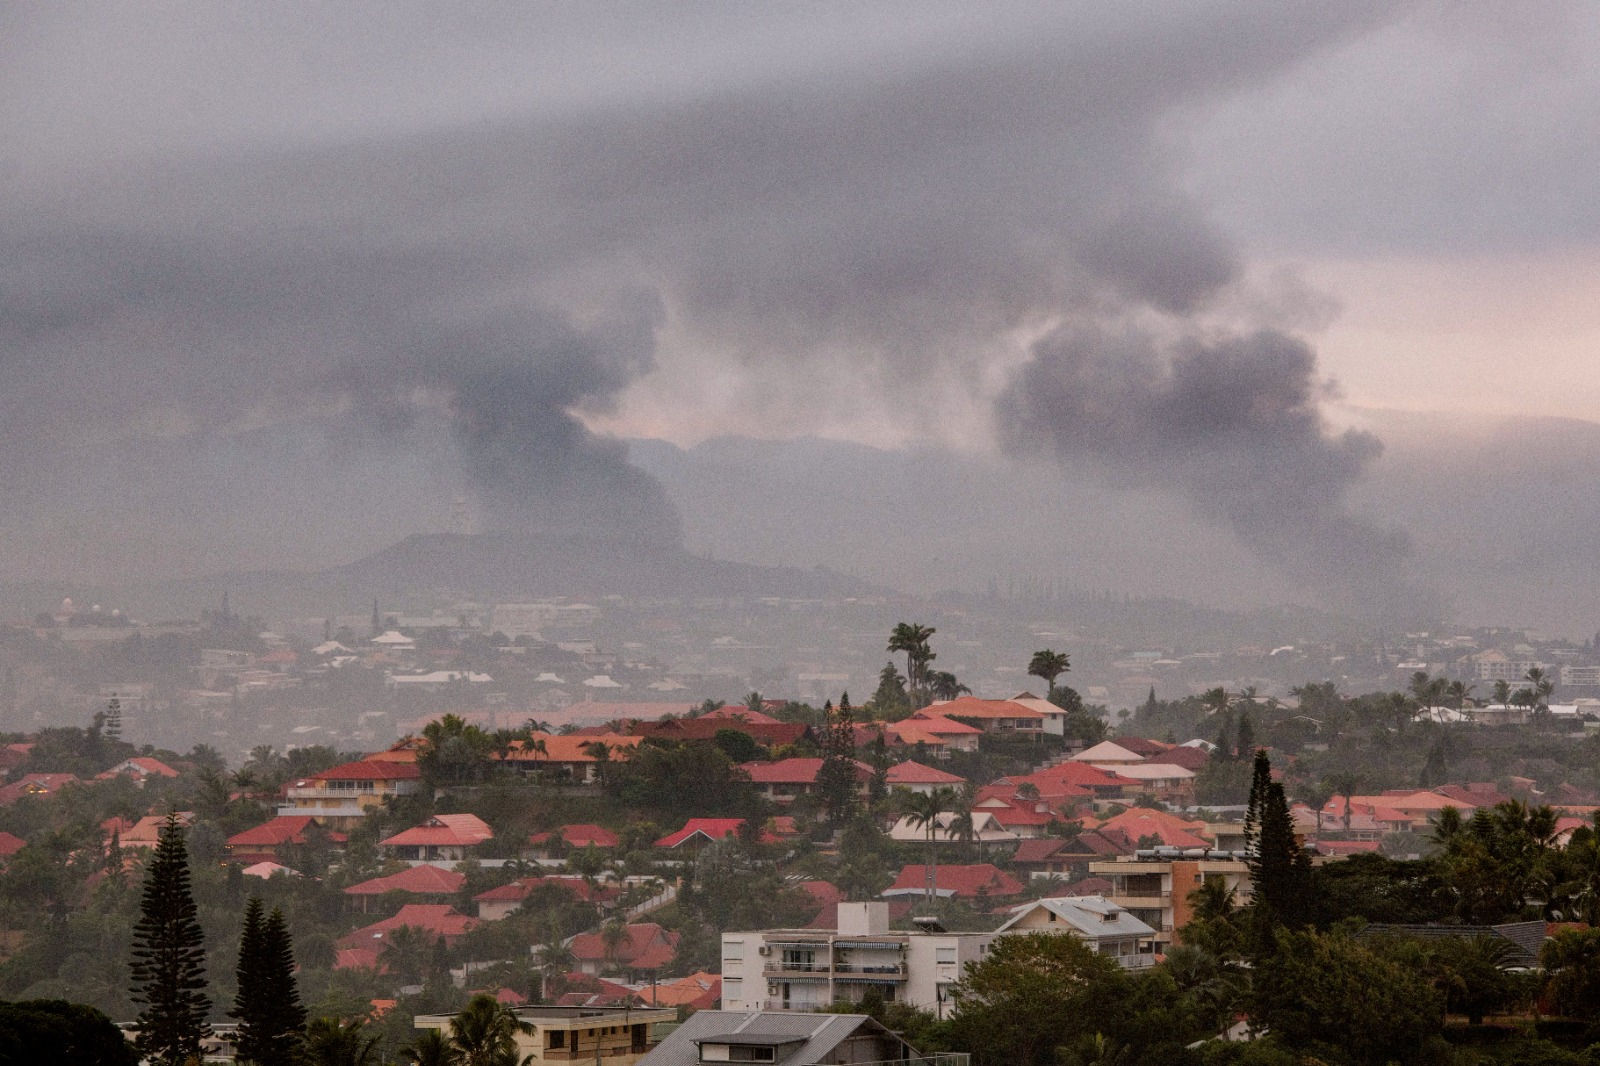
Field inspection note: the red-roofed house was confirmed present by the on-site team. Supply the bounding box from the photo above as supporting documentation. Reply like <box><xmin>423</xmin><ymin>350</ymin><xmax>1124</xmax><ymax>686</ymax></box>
<box><xmin>344</xmin><ymin>865</ymin><xmax>467</xmax><ymax>912</ymax></box>
<box><xmin>740</xmin><ymin>758</ymin><xmax>871</xmax><ymax>804</ymax></box>
<box><xmin>972</xmin><ymin>796</ymin><xmax>1055</xmax><ymax>837</ymax></box>
<box><xmin>930</xmin><ymin>696</ymin><xmax>1045</xmax><ymax>734</ymax></box>
<box><xmin>886</xmin><ymin>712</ymin><xmax>982</xmax><ymax>755</ymax></box>
<box><xmin>474</xmin><ymin>876</ymin><xmax>620</xmax><ymax>920</ymax></box>
<box><xmin>883</xmin><ymin>864</ymin><xmax>1024</xmax><ymax>900</ymax></box>
<box><xmin>884</xmin><ymin>761</ymin><xmax>965</xmax><ymax>795</ymax></box>
<box><xmin>501</xmin><ymin>733</ymin><xmax>645</xmax><ymax>783</ymax></box>
<box><xmin>227</xmin><ymin>815</ymin><xmax>344</xmax><ymax>864</ymax></box>
<box><xmin>525</xmin><ymin>823</ymin><xmax>621</xmax><ymax>861</ymax></box>
<box><xmin>569</xmin><ymin>922</ymin><xmax>679</xmax><ymax>978</ymax></box>
<box><xmin>279</xmin><ymin>759</ymin><xmax>423</xmax><ymax>829</ymax></box>
<box><xmin>0</xmin><ymin>831</ymin><xmax>24</xmax><ymax>863</ymax></box>
<box><xmin>381</xmin><ymin>813</ymin><xmax>493</xmax><ymax>862</ymax></box>
<box><xmin>337</xmin><ymin>904</ymin><xmax>479</xmax><ymax>954</ymax></box>
<box><xmin>637</xmin><ymin>971</ymin><xmax>721</xmax><ymax>1009</ymax></box>
<box><xmin>96</xmin><ymin>757</ymin><xmax>180</xmax><ymax>784</ymax></box>
<box><xmin>654</xmin><ymin>818</ymin><xmax>776</xmax><ymax>850</ymax></box>
<box><xmin>624</xmin><ymin>715</ymin><xmax>811</xmax><ymax>749</ymax></box>
<box><xmin>0</xmin><ymin>773</ymin><xmax>79</xmax><ymax>805</ymax></box>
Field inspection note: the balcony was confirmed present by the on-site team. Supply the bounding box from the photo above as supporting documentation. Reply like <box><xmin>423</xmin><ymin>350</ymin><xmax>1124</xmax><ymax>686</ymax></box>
<box><xmin>832</xmin><ymin>962</ymin><xmax>907</xmax><ymax>976</ymax></box>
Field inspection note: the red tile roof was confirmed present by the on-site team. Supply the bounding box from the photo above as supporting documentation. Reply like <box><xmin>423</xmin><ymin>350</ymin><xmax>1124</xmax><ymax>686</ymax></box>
<box><xmin>527</xmin><ymin>824</ymin><xmax>620</xmax><ymax>849</ymax></box>
<box><xmin>381</xmin><ymin>813</ymin><xmax>493</xmax><ymax>848</ymax></box>
<box><xmin>474</xmin><ymin>876</ymin><xmax>620</xmax><ymax>905</ymax></box>
<box><xmin>227</xmin><ymin>815</ymin><xmax>320</xmax><ymax>848</ymax></box>
<box><xmin>885</xmin><ymin>760</ymin><xmax>965</xmax><ymax>786</ymax></box>
<box><xmin>336</xmin><ymin>904</ymin><xmax>479</xmax><ymax>950</ymax></box>
<box><xmin>308</xmin><ymin>759</ymin><xmax>421</xmax><ymax>783</ymax></box>
<box><xmin>637</xmin><ymin>972</ymin><xmax>721</xmax><ymax>1009</ymax></box>
<box><xmin>95</xmin><ymin>757</ymin><xmax>180</xmax><ymax>780</ymax></box>
<box><xmin>0</xmin><ymin>773</ymin><xmax>79</xmax><ymax>805</ymax></box>
<box><xmin>568</xmin><ymin>923</ymin><xmax>679</xmax><ymax>971</ymax></box>
<box><xmin>741</xmin><ymin>757</ymin><xmax>871</xmax><ymax>785</ymax></box>
<box><xmin>344</xmin><ymin>865</ymin><xmax>467</xmax><ymax>896</ymax></box>
<box><xmin>884</xmin><ymin>864</ymin><xmax>1025</xmax><ymax>899</ymax></box>
<box><xmin>654</xmin><ymin>818</ymin><xmax>776</xmax><ymax>848</ymax></box>
<box><xmin>0</xmin><ymin>831</ymin><xmax>25</xmax><ymax>858</ymax></box>
<box><xmin>1011</xmin><ymin>838</ymin><xmax>1067</xmax><ymax>864</ymax></box>
<box><xmin>932</xmin><ymin>696</ymin><xmax>1046</xmax><ymax>722</ymax></box>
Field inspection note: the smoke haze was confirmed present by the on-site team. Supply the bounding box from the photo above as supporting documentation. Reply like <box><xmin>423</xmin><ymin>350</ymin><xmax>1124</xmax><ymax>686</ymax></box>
<box><xmin>3</xmin><ymin>3</ymin><xmax>1598</xmax><ymax>619</ymax></box>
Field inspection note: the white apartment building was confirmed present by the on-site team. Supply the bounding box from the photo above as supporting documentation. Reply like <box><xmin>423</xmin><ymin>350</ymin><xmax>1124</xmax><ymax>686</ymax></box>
<box><xmin>1088</xmin><ymin>853</ymin><xmax>1252</xmax><ymax>950</ymax></box>
<box><xmin>720</xmin><ymin>903</ymin><xmax>990</xmax><ymax>1019</ymax></box>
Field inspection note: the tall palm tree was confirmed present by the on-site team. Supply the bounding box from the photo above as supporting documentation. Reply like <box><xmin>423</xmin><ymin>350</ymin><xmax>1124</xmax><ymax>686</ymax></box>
<box><xmin>1027</xmin><ymin>650</ymin><xmax>1071</xmax><ymax>697</ymax></box>
<box><xmin>599</xmin><ymin>918</ymin><xmax>632</xmax><ymax>976</ymax></box>
<box><xmin>905</xmin><ymin>786</ymin><xmax>957</xmax><ymax>906</ymax></box>
<box><xmin>538</xmin><ymin>938</ymin><xmax>576</xmax><ymax>1001</ymax></box>
<box><xmin>888</xmin><ymin>624</ymin><xmax>937</xmax><ymax>708</ymax></box>
<box><xmin>382</xmin><ymin>926</ymin><xmax>435</xmax><ymax>985</ymax></box>
<box><xmin>1492</xmin><ymin>679</ymin><xmax>1512</xmax><ymax>709</ymax></box>
<box><xmin>449</xmin><ymin>994</ymin><xmax>534</xmax><ymax>1066</ymax></box>
<box><xmin>1326</xmin><ymin>771</ymin><xmax>1364</xmax><ymax>832</ymax></box>
<box><xmin>1199</xmin><ymin>687</ymin><xmax>1232</xmax><ymax>717</ymax></box>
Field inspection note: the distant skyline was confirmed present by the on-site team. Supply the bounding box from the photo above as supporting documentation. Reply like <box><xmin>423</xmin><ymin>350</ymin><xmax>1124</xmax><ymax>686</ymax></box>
<box><xmin>2</xmin><ymin>4</ymin><xmax>1597</xmax><ymax>623</ymax></box>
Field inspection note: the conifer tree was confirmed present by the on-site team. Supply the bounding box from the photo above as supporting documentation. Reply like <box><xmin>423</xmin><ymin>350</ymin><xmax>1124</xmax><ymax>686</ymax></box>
<box><xmin>233</xmin><ymin>898</ymin><xmax>308</xmax><ymax>1066</ymax></box>
<box><xmin>130</xmin><ymin>812</ymin><xmax>211</xmax><ymax>1065</ymax></box>
<box><xmin>817</xmin><ymin>693</ymin><xmax>860</xmax><ymax>825</ymax></box>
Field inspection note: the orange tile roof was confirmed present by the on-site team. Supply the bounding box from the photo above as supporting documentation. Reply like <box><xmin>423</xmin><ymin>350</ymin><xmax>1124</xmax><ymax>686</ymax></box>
<box><xmin>380</xmin><ymin>813</ymin><xmax>493</xmax><ymax>848</ymax></box>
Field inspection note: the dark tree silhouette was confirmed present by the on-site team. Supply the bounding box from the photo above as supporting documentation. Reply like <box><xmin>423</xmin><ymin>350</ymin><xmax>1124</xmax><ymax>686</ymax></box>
<box><xmin>129</xmin><ymin>813</ymin><xmax>211</xmax><ymax>1065</ymax></box>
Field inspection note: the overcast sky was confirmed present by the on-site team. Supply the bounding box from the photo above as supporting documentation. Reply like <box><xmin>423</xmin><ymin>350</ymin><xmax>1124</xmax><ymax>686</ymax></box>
<box><xmin>2</xmin><ymin>2</ymin><xmax>1597</xmax><ymax>608</ymax></box>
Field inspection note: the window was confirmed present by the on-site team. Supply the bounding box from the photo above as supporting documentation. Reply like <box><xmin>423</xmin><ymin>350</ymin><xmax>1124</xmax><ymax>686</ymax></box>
<box><xmin>722</xmin><ymin>940</ymin><xmax>744</xmax><ymax>962</ymax></box>
<box><xmin>935</xmin><ymin>947</ymin><xmax>957</xmax><ymax>965</ymax></box>
<box><xmin>549</xmin><ymin>1032</ymin><xmax>566</xmax><ymax>1049</ymax></box>
<box><xmin>723</xmin><ymin>978</ymin><xmax>742</xmax><ymax>1001</ymax></box>
<box><xmin>728</xmin><ymin>1046</ymin><xmax>776</xmax><ymax>1062</ymax></box>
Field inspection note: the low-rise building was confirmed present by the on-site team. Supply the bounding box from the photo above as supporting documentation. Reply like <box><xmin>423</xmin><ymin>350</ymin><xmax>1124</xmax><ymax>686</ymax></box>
<box><xmin>640</xmin><ymin>1011</ymin><xmax>946</xmax><ymax>1066</ymax></box>
<box><xmin>995</xmin><ymin>895</ymin><xmax>1158</xmax><ymax>969</ymax></box>
<box><xmin>720</xmin><ymin>902</ymin><xmax>992</xmax><ymax>1017</ymax></box>
<box><xmin>417</xmin><ymin>1004</ymin><xmax>674</xmax><ymax>1066</ymax></box>
<box><xmin>1088</xmin><ymin>853</ymin><xmax>1252</xmax><ymax>949</ymax></box>
<box><xmin>381</xmin><ymin>813</ymin><xmax>494</xmax><ymax>862</ymax></box>
<box><xmin>278</xmin><ymin>758</ymin><xmax>422</xmax><ymax>828</ymax></box>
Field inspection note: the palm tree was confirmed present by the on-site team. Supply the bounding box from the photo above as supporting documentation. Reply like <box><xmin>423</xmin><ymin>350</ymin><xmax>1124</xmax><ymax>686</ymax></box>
<box><xmin>1199</xmin><ymin>687</ymin><xmax>1232</xmax><ymax>717</ymax></box>
<box><xmin>599</xmin><ymin>918</ymin><xmax>632</xmax><ymax>976</ymax></box>
<box><xmin>1302</xmin><ymin>781</ymin><xmax>1335</xmax><ymax>833</ymax></box>
<box><xmin>927</xmin><ymin>671</ymin><xmax>970</xmax><ymax>702</ymax></box>
<box><xmin>888</xmin><ymin>624</ymin><xmax>937</xmax><ymax>708</ymax></box>
<box><xmin>1027</xmin><ymin>650</ymin><xmax>1071</xmax><ymax>697</ymax></box>
<box><xmin>538</xmin><ymin>937</ymin><xmax>576</xmax><ymax>1001</ymax></box>
<box><xmin>304</xmin><ymin>1017</ymin><xmax>382</xmax><ymax>1066</ymax></box>
<box><xmin>1326</xmin><ymin>771</ymin><xmax>1364</xmax><ymax>832</ymax></box>
<box><xmin>1446</xmin><ymin>680</ymin><xmax>1476</xmax><ymax>709</ymax></box>
<box><xmin>401</xmin><ymin>1030</ymin><xmax>461</xmax><ymax>1066</ymax></box>
<box><xmin>1492</xmin><ymin>679</ymin><xmax>1512</xmax><ymax>709</ymax></box>
<box><xmin>449</xmin><ymin>994</ymin><xmax>534</xmax><ymax>1066</ymax></box>
<box><xmin>582</xmin><ymin>741</ymin><xmax>613</xmax><ymax>786</ymax></box>
<box><xmin>382</xmin><ymin>926</ymin><xmax>435</xmax><ymax>985</ymax></box>
<box><xmin>905</xmin><ymin>786</ymin><xmax>956</xmax><ymax>906</ymax></box>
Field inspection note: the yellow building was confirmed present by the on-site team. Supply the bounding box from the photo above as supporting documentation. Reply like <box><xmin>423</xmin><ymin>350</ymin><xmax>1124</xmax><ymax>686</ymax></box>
<box><xmin>414</xmin><ymin>1005</ymin><xmax>676</xmax><ymax>1066</ymax></box>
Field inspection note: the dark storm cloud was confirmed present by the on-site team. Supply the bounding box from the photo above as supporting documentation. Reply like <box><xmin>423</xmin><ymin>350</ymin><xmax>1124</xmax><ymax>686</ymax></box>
<box><xmin>996</xmin><ymin>324</ymin><xmax>1422</xmax><ymax>611</ymax></box>
<box><xmin>0</xmin><ymin>1</ymin><xmax>1426</xmax><ymax>591</ymax></box>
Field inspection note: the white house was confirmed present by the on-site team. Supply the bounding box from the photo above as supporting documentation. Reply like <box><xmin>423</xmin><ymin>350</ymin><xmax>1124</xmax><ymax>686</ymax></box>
<box><xmin>996</xmin><ymin>895</ymin><xmax>1157</xmax><ymax>969</ymax></box>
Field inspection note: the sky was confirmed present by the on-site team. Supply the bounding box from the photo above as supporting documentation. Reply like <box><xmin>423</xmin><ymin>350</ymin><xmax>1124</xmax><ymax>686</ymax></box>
<box><xmin>2</xmin><ymin>2</ymin><xmax>1597</xmax><ymax>620</ymax></box>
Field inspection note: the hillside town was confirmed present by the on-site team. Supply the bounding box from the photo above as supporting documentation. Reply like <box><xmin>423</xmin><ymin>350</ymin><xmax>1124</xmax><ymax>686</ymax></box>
<box><xmin>5</xmin><ymin>610</ymin><xmax>1600</xmax><ymax>1063</ymax></box>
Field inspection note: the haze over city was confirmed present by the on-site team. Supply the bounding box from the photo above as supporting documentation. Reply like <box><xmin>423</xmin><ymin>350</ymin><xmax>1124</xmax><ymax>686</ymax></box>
<box><xmin>2</xmin><ymin>3</ymin><xmax>1597</xmax><ymax>632</ymax></box>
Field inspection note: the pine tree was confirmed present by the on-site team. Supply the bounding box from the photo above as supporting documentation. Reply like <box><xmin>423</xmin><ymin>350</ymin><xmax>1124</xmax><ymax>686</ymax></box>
<box><xmin>130</xmin><ymin>812</ymin><xmax>211</xmax><ymax>1065</ymax></box>
<box><xmin>234</xmin><ymin>898</ymin><xmax>308</xmax><ymax>1066</ymax></box>
<box><xmin>816</xmin><ymin>693</ymin><xmax>860</xmax><ymax>825</ymax></box>
<box><xmin>1243</xmin><ymin>748</ymin><xmax>1272</xmax><ymax>856</ymax></box>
